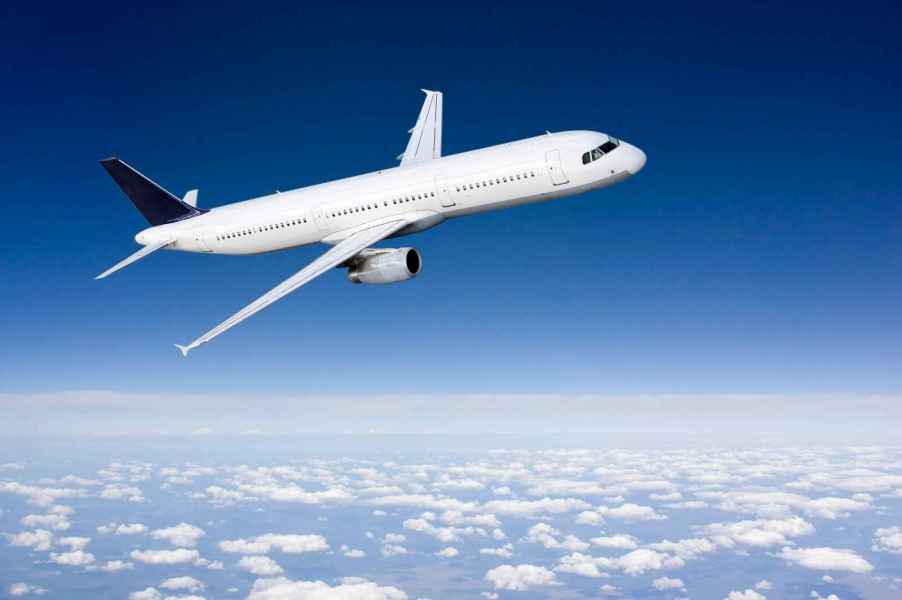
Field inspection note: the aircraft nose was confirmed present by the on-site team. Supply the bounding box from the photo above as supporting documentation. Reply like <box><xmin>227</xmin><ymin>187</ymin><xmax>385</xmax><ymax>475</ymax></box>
<box><xmin>626</xmin><ymin>144</ymin><xmax>646</xmax><ymax>175</ymax></box>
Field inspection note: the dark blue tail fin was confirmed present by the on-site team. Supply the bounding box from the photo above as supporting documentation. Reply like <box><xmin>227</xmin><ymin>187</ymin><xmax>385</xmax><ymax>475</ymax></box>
<box><xmin>100</xmin><ymin>158</ymin><xmax>206</xmax><ymax>226</ymax></box>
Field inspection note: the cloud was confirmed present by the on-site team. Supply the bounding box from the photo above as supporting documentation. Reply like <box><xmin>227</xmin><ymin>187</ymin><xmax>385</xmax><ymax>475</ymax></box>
<box><xmin>159</xmin><ymin>577</ymin><xmax>205</xmax><ymax>593</ymax></box>
<box><xmin>5</xmin><ymin>530</ymin><xmax>54</xmax><ymax>551</ymax></box>
<box><xmin>57</xmin><ymin>537</ymin><xmax>90</xmax><ymax>551</ymax></box>
<box><xmin>872</xmin><ymin>526</ymin><xmax>902</xmax><ymax>554</ymax></box>
<box><xmin>98</xmin><ymin>560</ymin><xmax>134</xmax><ymax>572</ymax></box>
<box><xmin>698</xmin><ymin>491</ymin><xmax>871</xmax><ymax>520</ymax></box>
<box><xmin>247</xmin><ymin>577</ymin><xmax>407</xmax><ymax>600</ymax></box>
<box><xmin>646</xmin><ymin>538</ymin><xmax>717</xmax><ymax>561</ymax></box>
<box><xmin>20</xmin><ymin>513</ymin><xmax>70</xmax><ymax>531</ymax></box>
<box><xmin>652</xmin><ymin>577</ymin><xmax>685</xmax><ymax>590</ymax></box>
<box><xmin>130</xmin><ymin>549</ymin><xmax>201</xmax><ymax>565</ymax></box>
<box><xmin>99</xmin><ymin>484</ymin><xmax>145</xmax><ymax>503</ymax></box>
<box><xmin>239</xmin><ymin>556</ymin><xmax>284</xmax><ymax>576</ymax></box>
<box><xmin>150</xmin><ymin>523</ymin><xmax>205</xmax><ymax>547</ymax></box>
<box><xmin>97</xmin><ymin>522</ymin><xmax>146</xmax><ymax>535</ymax></box>
<box><xmin>484</xmin><ymin>564</ymin><xmax>559</xmax><ymax>591</ymax></box>
<box><xmin>381</xmin><ymin>544</ymin><xmax>408</xmax><ymax>557</ymax></box>
<box><xmin>522</xmin><ymin>523</ymin><xmax>589</xmax><ymax>552</ymax></box>
<box><xmin>482</xmin><ymin>498</ymin><xmax>591</xmax><ymax>517</ymax></box>
<box><xmin>701</xmin><ymin>517</ymin><xmax>815</xmax><ymax>548</ymax></box>
<box><xmin>128</xmin><ymin>589</ymin><xmax>162</xmax><ymax>600</ymax></box>
<box><xmin>755</xmin><ymin>580</ymin><xmax>772</xmax><ymax>590</ymax></box>
<box><xmin>480</xmin><ymin>544</ymin><xmax>513</xmax><ymax>558</ymax></box>
<box><xmin>556</xmin><ymin>549</ymin><xmax>684</xmax><ymax>578</ymax></box>
<box><xmin>435</xmin><ymin>547</ymin><xmax>459</xmax><ymax>558</ymax></box>
<box><xmin>49</xmin><ymin>550</ymin><xmax>95</xmax><ymax>566</ymax></box>
<box><xmin>0</xmin><ymin>481</ymin><xmax>84</xmax><ymax>506</ymax></box>
<box><xmin>8</xmin><ymin>583</ymin><xmax>48</xmax><ymax>596</ymax></box>
<box><xmin>367</xmin><ymin>494</ymin><xmax>477</xmax><ymax>513</ymax></box>
<box><xmin>725</xmin><ymin>590</ymin><xmax>766</xmax><ymax>600</ymax></box>
<box><xmin>219</xmin><ymin>533</ymin><xmax>329</xmax><ymax>555</ymax></box>
<box><xmin>590</xmin><ymin>534</ymin><xmax>639</xmax><ymax>550</ymax></box>
<box><xmin>779</xmin><ymin>547</ymin><xmax>873</xmax><ymax>573</ymax></box>
<box><xmin>576</xmin><ymin>503</ymin><xmax>666</xmax><ymax>524</ymax></box>
<box><xmin>617</xmin><ymin>549</ymin><xmax>684</xmax><ymax>576</ymax></box>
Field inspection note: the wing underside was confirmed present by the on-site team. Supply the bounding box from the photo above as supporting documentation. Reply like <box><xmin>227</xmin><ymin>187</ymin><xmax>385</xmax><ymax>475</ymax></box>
<box><xmin>175</xmin><ymin>218</ymin><xmax>411</xmax><ymax>355</ymax></box>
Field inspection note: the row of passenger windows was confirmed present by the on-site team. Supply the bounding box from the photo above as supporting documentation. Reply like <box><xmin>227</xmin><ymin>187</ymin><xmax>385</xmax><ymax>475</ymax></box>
<box><xmin>328</xmin><ymin>191</ymin><xmax>436</xmax><ymax>219</ymax></box>
<box><xmin>582</xmin><ymin>138</ymin><xmax>620</xmax><ymax>164</ymax></box>
<box><xmin>455</xmin><ymin>170</ymin><xmax>536</xmax><ymax>193</ymax></box>
<box><xmin>216</xmin><ymin>170</ymin><xmax>539</xmax><ymax>242</ymax></box>
<box><xmin>216</xmin><ymin>216</ymin><xmax>309</xmax><ymax>241</ymax></box>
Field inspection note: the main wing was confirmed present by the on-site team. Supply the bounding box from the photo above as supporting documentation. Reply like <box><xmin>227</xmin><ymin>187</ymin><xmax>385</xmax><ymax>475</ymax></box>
<box><xmin>398</xmin><ymin>89</ymin><xmax>442</xmax><ymax>166</ymax></box>
<box><xmin>175</xmin><ymin>218</ymin><xmax>411</xmax><ymax>356</ymax></box>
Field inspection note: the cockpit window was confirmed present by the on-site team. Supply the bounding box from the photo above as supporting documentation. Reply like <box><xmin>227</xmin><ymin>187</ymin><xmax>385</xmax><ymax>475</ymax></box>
<box><xmin>581</xmin><ymin>137</ymin><xmax>621</xmax><ymax>164</ymax></box>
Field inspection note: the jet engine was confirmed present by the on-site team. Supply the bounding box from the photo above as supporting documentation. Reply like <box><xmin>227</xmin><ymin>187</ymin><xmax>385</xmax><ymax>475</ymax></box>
<box><xmin>347</xmin><ymin>248</ymin><xmax>421</xmax><ymax>284</ymax></box>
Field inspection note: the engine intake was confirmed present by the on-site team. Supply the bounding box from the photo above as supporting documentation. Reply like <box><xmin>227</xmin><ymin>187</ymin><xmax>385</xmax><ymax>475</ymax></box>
<box><xmin>348</xmin><ymin>247</ymin><xmax>421</xmax><ymax>284</ymax></box>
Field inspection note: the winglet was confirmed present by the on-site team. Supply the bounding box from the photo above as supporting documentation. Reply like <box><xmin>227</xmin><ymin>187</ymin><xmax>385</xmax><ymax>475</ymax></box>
<box><xmin>174</xmin><ymin>343</ymin><xmax>192</xmax><ymax>357</ymax></box>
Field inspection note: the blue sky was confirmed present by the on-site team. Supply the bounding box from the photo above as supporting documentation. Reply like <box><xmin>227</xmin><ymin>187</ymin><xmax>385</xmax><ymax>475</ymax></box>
<box><xmin>1</xmin><ymin>1</ymin><xmax>900</xmax><ymax>396</ymax></box>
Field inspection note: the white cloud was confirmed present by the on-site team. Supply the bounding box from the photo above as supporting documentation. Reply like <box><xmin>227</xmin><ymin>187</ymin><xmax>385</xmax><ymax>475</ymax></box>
<box><xmin>128</xmin><ymin>589</ymin><xmax>162</xmax><ymax>600</ymax></box>
<box><xmin>219</xmin><ymin>533</ymin><xmax>329</xmax><ymax>555</ymax></box>
<box><xmin>367</xmin><ymin>494</ymin><xmax>477</xmax><ymax>513</ymax></box>
<box><xmin>0</xmin><ymin>481</ymin><xmax>84</xmax><ymax>506</ymax></box>
<box><xmin>21</xmin><ymin>513</ymin><xmax>70</xmax><ymax>531</ymax></box>
<box><xmin>49</xmin><ymin>550</ymin><xmax>95</xmax><ymax>566</ymax></box>
<box><xmin>159</xmin><ymin>577</ymin><xmax>205</xmax><ymax>593</ymax></box>
<box><xmin>755</xmin><ymin>580</ymin><xmax>772</xmax><ymax>590</ymax></box>
<box><xmin>97</xmin><ymin>522</ymin><xmax>146</xmax><ymax>535</ymax></box>
<box><xmin>725</xmin><ymin>590</ymin><xmax>766</xmax><ymax>600</ymax></box>
<box><xmin>150</xmin><ymin>523</ymin><xmax>205</xmax><ymax>547</ymax></box>
<box><xmin>99</xmin><ymin>483</ymin><xmax>145</xmax><ymax>503</ymax></box>
<box><xmin>590</xmin><ymin>534</ymin><xmax>639</xmax><ymax>550</ymax></box>
<box><xmin>701</xmin><ymin>517</ymin><xmax>815</xmax><ymax>548</ymax></box>
<box><xmin>343</xmin><ymin>549</ymin><xmax>366</xmax><ymax>558</ymax></box>
<box><xmin>57</xmin><ymin>537</ymin><xmax>90</xmax><ymax>551</ymax></box>
<box><xmin>576</xmin><ymin>503</ymin><xmax>666</xmax><ymax>525</ymax></box>
<box><xmin>98</xmin><ymin>560</ymin><xmax>134</xmax><ymax>572</ymax></box>
<box><xmin>617</xmin><ymin>549</ymin><xmax>684</xmax><ymax>576</ymax></box>
<box><xmin>130</xmin><ymin>548</ymin><xmax>200</xmax><ymax>565</ymax></box>
<box><xmin>522</xmin><ymin>523</ymin><xmax>589</xmax><ymax>552</ymax></box>
<box><xmin>485</xmin><ymin>564</ymin><xmax>559</xmax><ymax>591</ymax></box>
<box><xmin>247</xmin><ymin>577</ymin><xmax>407</xmax><ymax>599</ymax></box>
<box><xmin>646</xmin><ymin>538</ymin><xmax>717</xmax><ymax>561</ymax></box>
<box><xmin>435</xmin><ymin>547</ymin><xmax>459</xmax><ymax>558</ymax></box>
<box><xmin>482</xmin><ymin>497</ymin><xmax>591</xmax><ymax>517</ymax></box>
<box><xmin>872</xmin><ymin>526</ymin><xmax>902</xmax><ymax>554</ymax></box>
<box><xmin>239</xmin><ymin>555</ymin><xmax>284</xmax><ymax>576</ymax></box>
<box><xmin>556</xmin><ymin>549</ymin><xmax>683</xmax><ymax>578</ymax></box>
<box><xmin>779</xmin><ymin>547</ymin><xmax>873</xmax><ymax>573</ymax></box>
<box><xmin>653</xmin><ymin>577</ymin><xmax>685</xmax><ymax>590</ymax></box>
<box><xmin>5</xmin><ymin>530</ymin><xmax>54</xmax><ymax>551</ymax></box>
<box><xmin>381</xmin><ymin>544</ymin><xmax>408</xmax><ymax>557</ymax></box>
<box><xmin>480</xmin><ymin>544</ymin><xmax>513</xmax><ymax>558</ymax></box>
<box><xmin>8</xmin><ymin>583</ymin><xmax>48</xmax><ymax>596</ymax></box>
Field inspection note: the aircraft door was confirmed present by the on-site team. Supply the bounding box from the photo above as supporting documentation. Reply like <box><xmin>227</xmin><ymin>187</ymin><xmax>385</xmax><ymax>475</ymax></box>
<box><xmin>435</xmin><ymin>175</ymin><xmax>455</xmax><ymax>207</ymax></box>
<box><xmin>545</xmin><ymin>149</ymin><xmax>569</xmax><ymax>185</ymax></box>
<box><xmin>313</xmin><ymin>207</ymin><xmax>326</xmax><ymax>231</ymax></box>
<box><xmin>194</xmin><ymin>228</ymin><xmax>211</xmax><ymax>252</ymax></box>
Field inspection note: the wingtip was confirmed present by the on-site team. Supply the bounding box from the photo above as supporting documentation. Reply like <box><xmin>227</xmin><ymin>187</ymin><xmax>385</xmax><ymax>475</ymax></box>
<box><xmin>174</xmin><ymin>344</ymin><xmax>191</xmax><ymax>357</ymax></box>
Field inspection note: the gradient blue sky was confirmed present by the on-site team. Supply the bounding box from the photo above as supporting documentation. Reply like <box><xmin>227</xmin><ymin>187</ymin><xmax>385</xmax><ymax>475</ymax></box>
<box><xmin>1</xmin><ymin>1</ymin><xmax>900</xmax><ymax>396</ymax></box>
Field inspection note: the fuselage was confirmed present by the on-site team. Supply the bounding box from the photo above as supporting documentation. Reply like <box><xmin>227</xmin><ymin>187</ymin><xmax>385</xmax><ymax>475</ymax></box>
<box><xmin>135</xmin><ymin>130</ymin><xmax>646</xmax><ymax>254</ymax></box>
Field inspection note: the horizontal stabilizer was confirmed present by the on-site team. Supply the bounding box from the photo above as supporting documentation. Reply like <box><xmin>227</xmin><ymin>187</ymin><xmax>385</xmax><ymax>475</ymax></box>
<box><xmin>100</xmin><ymin>158</ymin><xmax>206</xmax><ymax>226</ymax></box>
<box><xmin>95</xmin><ymin>239</ymin><xmax>172</xmax><ymax>280</ymax></box>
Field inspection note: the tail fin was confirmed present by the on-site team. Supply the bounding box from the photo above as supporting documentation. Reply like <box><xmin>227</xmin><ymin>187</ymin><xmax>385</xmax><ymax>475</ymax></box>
<box><xmin>100</xmin><ymin>158</ymin><xmax>206</xmax><ymax>226</ymax></box>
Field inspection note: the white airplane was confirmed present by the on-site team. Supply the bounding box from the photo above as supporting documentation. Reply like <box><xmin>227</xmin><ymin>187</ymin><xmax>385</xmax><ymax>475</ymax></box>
<box><xmin>97</xmin><ymin>90</ymin><xmax>646</xmax><ymax>355</ymax></box>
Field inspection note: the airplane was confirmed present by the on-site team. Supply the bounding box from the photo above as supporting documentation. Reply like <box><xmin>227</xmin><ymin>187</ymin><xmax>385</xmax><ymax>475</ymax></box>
<box><xmin>97</xmin><ymin>90</ymin><xmax>646</xmax><ymax>356</ymax></box>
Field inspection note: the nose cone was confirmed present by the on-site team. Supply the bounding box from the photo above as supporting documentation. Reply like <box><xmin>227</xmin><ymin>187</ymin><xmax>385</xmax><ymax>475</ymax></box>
<box><xmin>134</xmin><ymin>231</ymin><xmax>149</xmax><ymax>245</ymax></box>
<box><xmin>625</xmin><ymin>144</ymin><xmax>647</xmax><ymax>175</ymax></box>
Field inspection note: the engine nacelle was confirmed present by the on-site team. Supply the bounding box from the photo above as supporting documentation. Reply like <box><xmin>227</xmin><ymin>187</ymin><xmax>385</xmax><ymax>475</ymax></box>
<box><xmin>348</xmin><ymin>248</ymin><xmax>421</xmax><ymax>284</ymax></box>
